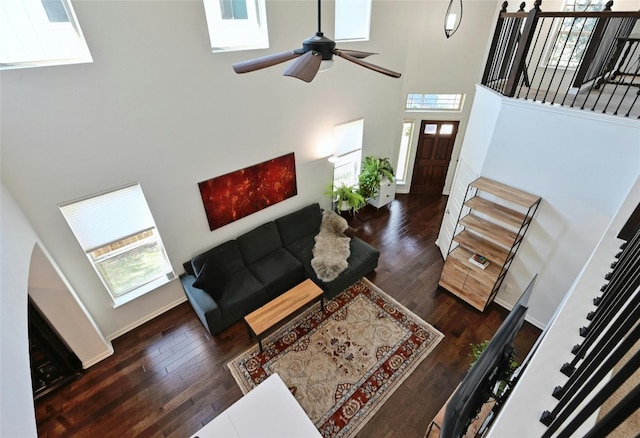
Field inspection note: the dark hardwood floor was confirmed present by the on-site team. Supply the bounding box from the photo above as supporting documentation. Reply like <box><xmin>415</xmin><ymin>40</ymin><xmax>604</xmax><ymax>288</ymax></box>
<box><xmin>35</xmin><ymin>193</ymin><xmax>542</xmax><ymax>438</ymax></box>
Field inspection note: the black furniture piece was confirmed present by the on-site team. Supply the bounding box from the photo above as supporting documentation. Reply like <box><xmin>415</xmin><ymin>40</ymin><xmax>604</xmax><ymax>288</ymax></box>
<box><xmin>437</xmin><ymin>275</ymin><xmax>536</xmax><ymax>438</ymax></box>
<box><xmin>180</xmin><ymin>203</ymin><xmax>380</xmax><ymax>335</ymax></box>
<box><xmin>29</xmin><ymin>299</ymin><xmax>82</xmax><ymax>400</ymax></box>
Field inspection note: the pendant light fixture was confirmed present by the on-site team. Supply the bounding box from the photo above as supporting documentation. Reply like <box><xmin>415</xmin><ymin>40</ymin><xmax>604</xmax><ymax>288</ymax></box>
<box><xmin>444</xmin><ymin>0</ymin><xmax>463</xmax><ymax>38</ymax></box>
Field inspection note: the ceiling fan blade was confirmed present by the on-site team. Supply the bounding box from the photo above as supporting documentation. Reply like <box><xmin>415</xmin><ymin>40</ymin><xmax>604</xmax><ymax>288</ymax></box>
<box><xmin>233</xmin><ymin>50</ymin><xmax>302</xmax><ymax>74</ymax></box>
<box><xmin>335</xmin><ymin>49</ymin><xmax>378</xmax><ymax>59</ymax></box>
<box><xmin>334</xmin><ymin>49</ymin><xmax>402</xmax><ymax>78</ymax></box>
<box><xmin>283</xmin><ymin>51</ymin><xmax>322</xmax><ymax>83</ymax></box>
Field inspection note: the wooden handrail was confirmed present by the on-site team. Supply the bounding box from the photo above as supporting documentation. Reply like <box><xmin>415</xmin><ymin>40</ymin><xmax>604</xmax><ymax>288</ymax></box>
<box><xmin>503</xmin><ymin>11</ymin><xmax>639</xmax><ymax>18</ymax></box>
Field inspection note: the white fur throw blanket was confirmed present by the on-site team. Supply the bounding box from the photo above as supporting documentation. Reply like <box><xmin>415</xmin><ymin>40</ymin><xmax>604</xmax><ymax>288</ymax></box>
<box><xmin>311</xmin><ymin>210</ymin><xmax>351</xmax><ymax>282</ymax></box>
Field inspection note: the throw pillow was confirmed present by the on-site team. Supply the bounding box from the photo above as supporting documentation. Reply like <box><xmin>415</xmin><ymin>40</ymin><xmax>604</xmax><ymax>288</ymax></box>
<box><xmin>193</xmin><ymin>259</ymin><xmax>227</xmax><ymax>301</ymax></box>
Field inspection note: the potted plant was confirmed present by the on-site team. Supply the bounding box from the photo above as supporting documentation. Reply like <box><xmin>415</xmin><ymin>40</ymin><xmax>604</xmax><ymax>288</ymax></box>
<box><xmin>325</xmin><ymin>183</ymin><xmax>366</xmax><ymax>214</ymax></box>
<box><xmin>469</xmin><ymin>340</ymin><xmax>518</xmax><ymax>397</ymax></box>
<box><xmin>358</xmin><ymin>156</ymin><xmax>395</xmax><ymax>200</ymax></box>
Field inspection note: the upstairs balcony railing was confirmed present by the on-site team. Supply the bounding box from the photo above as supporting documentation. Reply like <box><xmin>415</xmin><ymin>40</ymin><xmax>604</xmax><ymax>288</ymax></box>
<box><xmin>481</xmin><ymin>0</ymin><xmax>640</xmax><ymax>118</ymax></box>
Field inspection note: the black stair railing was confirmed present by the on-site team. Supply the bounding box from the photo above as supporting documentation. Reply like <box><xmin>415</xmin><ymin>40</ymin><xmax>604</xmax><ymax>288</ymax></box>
<box><xmin>482</xmin><ymin>0</ymin><xmax>640</xmax><ymax>118</ymax></box>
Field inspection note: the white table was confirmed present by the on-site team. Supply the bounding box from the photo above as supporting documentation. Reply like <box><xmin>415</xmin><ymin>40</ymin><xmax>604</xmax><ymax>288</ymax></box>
<box><xmin>191</xmin><ymin>373</ymin><xmax>321</xmax><ymax>437</ymax></box>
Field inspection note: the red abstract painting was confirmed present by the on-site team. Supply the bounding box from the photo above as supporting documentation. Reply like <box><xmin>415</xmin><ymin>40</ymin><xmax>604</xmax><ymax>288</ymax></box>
<box><xmin>198</xmin><ymin>153</ymin><xmax>297</xmax><ymax>231</ymax></box>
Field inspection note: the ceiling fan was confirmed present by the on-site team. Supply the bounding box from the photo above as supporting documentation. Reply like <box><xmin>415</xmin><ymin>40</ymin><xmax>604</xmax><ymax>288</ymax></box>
<box><xmin>232</xmin><ymin>0</ymin><xmax>402</xmax><ymax>83</ymax></box>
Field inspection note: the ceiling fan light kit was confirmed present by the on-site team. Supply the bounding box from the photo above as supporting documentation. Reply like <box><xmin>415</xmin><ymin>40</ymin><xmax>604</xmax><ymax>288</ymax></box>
<box><xmin>319</xmin><ymin>59</ymin><xmax>334</xmax><ymax>72</ymax></box>
<box><xmin>232</xmin><ymin>0</ymin><xmax>401</xmax><ymax>83</ymax></box>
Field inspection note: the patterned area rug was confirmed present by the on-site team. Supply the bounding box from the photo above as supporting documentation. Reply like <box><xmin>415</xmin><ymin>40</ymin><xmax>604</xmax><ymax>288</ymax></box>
<box><xmin>228</xmin><ymin>279</ymin><xmax>444</xmax><ymax>438</ymax></box>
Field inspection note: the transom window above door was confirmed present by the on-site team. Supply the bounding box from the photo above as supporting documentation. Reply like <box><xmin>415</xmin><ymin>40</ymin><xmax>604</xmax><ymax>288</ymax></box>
<box><xmin>406</xmin><ymin>94</ymin><xmax>465</xmax><ymax>111</ymax></box>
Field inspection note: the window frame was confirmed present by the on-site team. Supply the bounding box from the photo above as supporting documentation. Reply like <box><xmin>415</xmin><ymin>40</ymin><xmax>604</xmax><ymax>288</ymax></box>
<box><xmin>0</xmin><ymin>0</ymin><xmax>92</xmax><ymax>70</ymax></box>
<box><xmin>545</xmin><ymin>0</ymin><xmax>607</xmax><ymax>69</ymax></box>
<box><xmin>331</xmin><ymin>119</ymin><xmax>365</xmax><ymax>188</ymax></box>
<box><xmin>202</xmin><ymin>0</ymin><xmax>269</xmax><ymax>53</ymax></box>
<box><xmin>395</xmin><ymin>119</ymin><xmax>415</xmax><ymax>183</ymax></box>
<box><xmin>59</xmin><ymin>183</ymin><xmax>175</xmax><ymax>307</ymax></box>
<box><xmin>335</xmin><ymin>0</ymin><xmax>372</xmax><ymax>42</ymax></box>
<box><xmin>333</xmin><ymin>149</ymin><xmax>363</xmax><ymax>189</ymax></box>
<box><xmin>405</xmin><ymin>93</ymin><xmax>465</xmax><ymax>112</ymax></box>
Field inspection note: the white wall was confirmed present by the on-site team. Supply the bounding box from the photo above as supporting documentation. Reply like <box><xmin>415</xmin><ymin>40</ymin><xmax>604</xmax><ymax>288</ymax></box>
<box><xmin>8</xmin><ymin>0</ymin><xmax>638</xmax><ymax>433</ymax></box>
<box><xmin>0</xmin><ymin>185</ymin><xmax>39</xmax><ymax>438</ymax></box>
<box><xmin>0</xmin><ymin>2</ymin><xmax>503</xmax><ymax>434</ymax></box>
<box><xmin>397</xmin><ymin>1</ymin><xmax>500</xmax><ymax>194</ymax></box>
<box><xmin>28</xmin><ymin>244</ymin><xmax>113</xmax><ymax>368</ymax></box>
<box><xmin>452</xmin><ymin>87</ymin><xmax>640</xmax><ymax>326</ymax></box>
<box><xmin>0</xmin><ymin>0</ymin><xmax>499</xmax><ymax>341</ymax></box>
<box><xmin>435</xmin><ymin>86</ymin><xmax>502</xmax><ymax>258</ymax></box>
<box><xmin>1</xmin><ymin>184</ymin><xmax>111</xmax><ymax>437</ymax></box>
<box><xmin>457</xmin><ymin>85</ymin><xmax>503</xmax><ymax>170</ymax></box>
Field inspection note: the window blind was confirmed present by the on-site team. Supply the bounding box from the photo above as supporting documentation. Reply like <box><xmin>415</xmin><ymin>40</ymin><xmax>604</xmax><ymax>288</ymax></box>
<box><xmin>59</xmin><ymin>183</ymin><xmax>156</xmax><ymax>252</ymax></box>
<box><xmin>335</xmin><ymin>0</ymin><xmax>371</xmax><ymax>41</ymax></box>
<box><xmin>334</xmin><ymin>119</ymin><xmax>364</xmax><ymax>157</ymax></box>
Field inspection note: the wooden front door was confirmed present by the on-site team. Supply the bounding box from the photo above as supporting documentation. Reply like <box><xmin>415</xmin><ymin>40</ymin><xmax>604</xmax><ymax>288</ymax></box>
<box><xmin>410</xmin><ymin>120</ymin><xmax>459</xmax><ymax>194</ymax></box>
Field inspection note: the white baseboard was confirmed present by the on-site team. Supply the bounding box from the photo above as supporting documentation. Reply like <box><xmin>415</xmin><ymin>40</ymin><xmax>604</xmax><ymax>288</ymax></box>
<box><xmin>82</xmin><ymin>344</ymin><xmax>115</xmax><ymax>369</ymax></box>
<box><xmin>106</xmin><ymin>296</ymin><xmax>187</xmax><ymax>341</ymax></box>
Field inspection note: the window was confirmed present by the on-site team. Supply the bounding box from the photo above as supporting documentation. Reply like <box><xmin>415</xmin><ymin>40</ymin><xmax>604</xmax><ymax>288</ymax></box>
<box><xmin>547</xmin><ymin>0</ymin><xmax>607</xmax><ymax>68</ymax></box>
<box><xmin>335</xmin><ymin>0</ymin><xmax>371</xmax><ymax>41</ymax></box>
<box><xmin>0</xmin><ymin>0</ymin><xmax>92</xmax><ymax>69</ymax></box>
<box><xmin>41</xmin><ymin>0</ymin><xmax>69</xmax><ymax>22</ymax></box>
<box><xmin>439</xmin><ymin>123</ymin><xmax>454</xmax><ymax>135</ymax></box>
<box><xmin>59</xmin><ymin>183</ymin><xmax>175</xmax><ymax>307</ymax></box>
<box><xmin>332</xmin><ymin>119</ymin><xmax>364</xmax><ymax>188</ymax></box>
<box><xmin>406</xmin><ymin>94</ymin><xmax>464</xmax><ymax>111</ymax></box>
<box><xmin>333</xmin><ymin>150</ymin><xmax>363</xmax><ymax>188</ymax></box>
<box><xmin>220</xmin><ymin>0</ymin><xmax>248</xmax><ymax>20</ymax></box>
<box><xmin>396</xmin><ymin>120</ymin><xmax>414</xmax><ymax>183</ymax></box>
<box><xmin>424</xmin><ymin>122</ymin><xmax>455</xmax><ymax>135</ymax></box>
<box><xmin>202</xmin><ymin>0</ymin><xmax>268</xmax><ymax>52</ymax></box>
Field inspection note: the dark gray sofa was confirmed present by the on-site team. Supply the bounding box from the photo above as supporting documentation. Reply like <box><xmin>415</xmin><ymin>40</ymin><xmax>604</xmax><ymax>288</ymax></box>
<box><xmin>180</xmin><ymin>203</ymin><xmax>379</xmax><ymax>335</ymax></box>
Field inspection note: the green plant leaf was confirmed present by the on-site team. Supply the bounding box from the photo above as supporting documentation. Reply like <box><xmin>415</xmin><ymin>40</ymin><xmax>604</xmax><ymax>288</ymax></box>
<box><xmin>359</xmin><ymin>156</ymin><xmax>395</xmax><ymax>200</ymax></box>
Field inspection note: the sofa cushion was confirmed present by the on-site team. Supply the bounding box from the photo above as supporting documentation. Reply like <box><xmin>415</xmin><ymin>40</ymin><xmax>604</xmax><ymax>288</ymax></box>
<box><xmin>343</xmin><ymin>238</ymin><xmax>380</xmax><ymax>275</ymax></box>
<box><xmin>217</xmin><ymin>269</ymin><xmax>268</xmax><ymax>325</ymax></box>
<box><xmin>247</xmin><ymin>248</ymin><xmax>305</xmax><ymax>298</ymax></box>
<box><xmin>193</xmin><ymin>259</ymin><xmax>228</xmax><ymax>301</ymax></box>
<box><xmin>191</xmin><ymin>240</ymin><xmax>245</xmax><ymax>277</ymax></box>
<box><xmin>284</xmin><ymin>234</ymin><xmax>316</xmax><ymax>265</ymax></box>
<box><xmin>237</xmin><ymin>221</ymin><xmax>282</xmax><ymax>265</ymax></box>
<box><xmin>275</xmin><ymin>203</ymin><xmax>322</xmax><ymax>246</ymax></box>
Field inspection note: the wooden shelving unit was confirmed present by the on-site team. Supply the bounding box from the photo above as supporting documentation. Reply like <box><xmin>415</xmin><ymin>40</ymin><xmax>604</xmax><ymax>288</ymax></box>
<box><xmin>439</xmin><ymin>177</ymin><xmax>541</xmax><ymax>311</ymax></box>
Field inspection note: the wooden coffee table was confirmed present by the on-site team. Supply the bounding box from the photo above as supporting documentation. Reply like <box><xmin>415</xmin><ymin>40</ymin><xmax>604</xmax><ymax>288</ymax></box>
<box><xmin>244</xmin><ymin>279</ymin><xmax>324</xmax><ymax>352</ymax></box>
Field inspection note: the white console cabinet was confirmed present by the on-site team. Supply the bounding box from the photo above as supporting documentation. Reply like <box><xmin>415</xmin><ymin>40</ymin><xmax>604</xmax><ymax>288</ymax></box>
<box><xmin>368</xmin><ymin>177</ymin><xmax>396</xmax><ymax>209</ymax></box>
